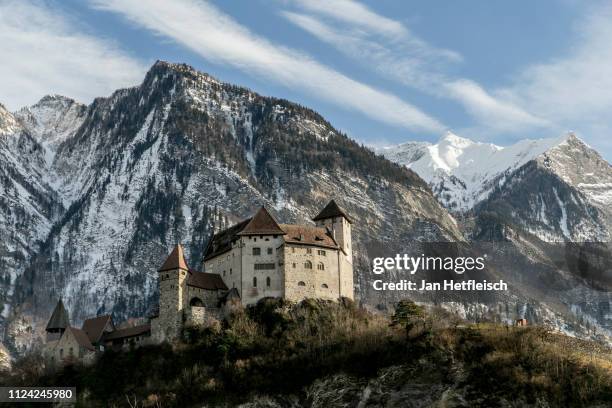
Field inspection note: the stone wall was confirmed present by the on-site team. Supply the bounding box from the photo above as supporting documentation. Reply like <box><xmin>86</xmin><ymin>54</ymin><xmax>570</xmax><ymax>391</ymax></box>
<box><xmin>154</xmin><ymin>267</ymin><xmax>188</xmax><ymax>342</ymax></box>
<box><xmin>185</xmin><ymin>286</ymin><xmax>221</xmax><ymax>309</ymax></box>
<box><xmin>204</xmin><ymin>243</ymin><xmax>243</xmax><ymax>294</ymax></box>
<box><xmin>240</xmin><ymin>235</ymin><xmax>284</xmax><ymax>304</ymax></box>
<box><xmin>45</xmin><ymin>330</ymin><xmax>95</xmax><ymax>366</ymax></box>
<box><xmin>283</xmin><ymin>244</ymin><xmax>341</xmax><ymax>301</ymax></box>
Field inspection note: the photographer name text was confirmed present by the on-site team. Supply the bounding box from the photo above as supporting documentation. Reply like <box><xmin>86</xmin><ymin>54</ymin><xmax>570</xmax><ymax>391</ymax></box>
<box><xmin>371</xmin><ymin>254</ymin><xmax>508</xmax><ymax>292</ymax></box>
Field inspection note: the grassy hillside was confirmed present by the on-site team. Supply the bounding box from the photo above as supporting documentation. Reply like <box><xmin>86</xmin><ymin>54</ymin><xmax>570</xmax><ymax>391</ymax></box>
<box><xmin>2</xmin><ymin>299</ymin><xmax>611</xmax><ymax>407</ymax></box>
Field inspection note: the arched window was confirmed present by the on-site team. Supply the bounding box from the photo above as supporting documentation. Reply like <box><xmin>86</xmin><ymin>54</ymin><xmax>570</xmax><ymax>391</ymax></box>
<box><xmin>317</xmin><ymin>262</ymin><xmax>325</xmax><ymax>270</ymax></box>
<box><xmin>304</xmin><ymin>260</ymin><xmax>312</xmax><ymax>269</ymax></box>
<box><xmin>253</xmin><ymin>277</ymin><xmax>257</xmax><ymax>287</ymax></box>
<box><xmin>190</xmin><ymin>297</ymin><xmax>204</xmax><ymax>307</ymax></box>
<box><xmin>321</xmin><ymin>283</ymin><xmax>329</xmax><ymax>289</ymax></box>
<box><xmin>298</xmin><ymin>281</ymin><xmax>306</xmax><ymax>286</ymax></box>
<box><xmin>266</xmin><ymin>277</ymin><xmax>271</xmax><ymax>287</ymax></box>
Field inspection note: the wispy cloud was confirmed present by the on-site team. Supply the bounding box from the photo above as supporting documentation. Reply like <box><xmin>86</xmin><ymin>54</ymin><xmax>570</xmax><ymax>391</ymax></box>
<box><xmin>91</xmin><ymin>0</ymin><xmax>445</xmax><ymax>134</ymax></box>
<box><xmin>0</xmin><ymin>0</ymin><xmax>146</xmax><ymax>110</ymax></box>
<box><xmin>281</xmin><ymin>11</ymin><xmax>451</xmax><ymax>90</ymax></box>
<box><xmin>282</xmin><ymin>0</ymin><xmax>551</xmax><ymax>137</ymax></box>
<box><xmin>444</xmin><ymin>80</ymin><xmax>551</xmax><ymax>134</ymax></box>
<box><xmin>503</xmin><ymin>4</ymin><xmax>612</xmax><ymax>136</ymax></box>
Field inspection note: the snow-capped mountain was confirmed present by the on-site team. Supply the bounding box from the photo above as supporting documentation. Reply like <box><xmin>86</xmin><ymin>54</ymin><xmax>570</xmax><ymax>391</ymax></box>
<box><xmin>3</xmin><ymin>62</ymin><xmax>460</xmax><ymax>348</ymax></box>
<box><xmin>378</xmin><ymin>132</ymin><xmax>612</xmax><ymax>242</ymax></box>
<box><xmin>378</xmin><ymin>132</ymin><xmax>571</xmax><ymax>211</ymax></box>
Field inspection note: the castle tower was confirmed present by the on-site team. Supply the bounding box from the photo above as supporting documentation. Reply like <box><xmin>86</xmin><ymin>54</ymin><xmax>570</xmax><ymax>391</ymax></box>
<box><xmin>313</xmin><ymin>200</ymin><xmax>354</xmax><ymax>299</ymax></box>
<box><xmin>45</xmin><ymin>298</ymin><xmax>70</xmax><ymax>342</ymax></box>
<box><xmin>156</xmin><ymin>244</ymin><xmax>189</xmax><ymax>340</ymax></box>
<box><xmin>313</xmin><ymin>200</ymin><xmax>353</xmax><ymax>263</ymax></box>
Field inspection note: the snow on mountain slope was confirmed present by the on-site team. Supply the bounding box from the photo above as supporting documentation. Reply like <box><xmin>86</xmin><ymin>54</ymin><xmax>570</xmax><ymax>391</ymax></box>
<box><xmin>8</xmin><ymin>61</ymin><xmax>460</xmax><ymax>329</ymax></box>
<box><xmin>378</xmin><ymin>132</ymin><xmax>569</xmax><ymax>212</ymax></box>
<box><xmin>0</xmin><ymin>104</ymin><xmax>64</xmax><ymax>321</ymax></box>
<box><xmin>14</xmin><ymin>95</ymin><xmax>86</xmax><ymax>149</ymax></box>
<box><xmin>539</xmin><ymin>135</ymin><xmax>612</xmax><ymax>208</ymax></box>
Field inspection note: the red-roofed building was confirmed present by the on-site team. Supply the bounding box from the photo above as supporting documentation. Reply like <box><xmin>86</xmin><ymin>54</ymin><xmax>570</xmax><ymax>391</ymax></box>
<box><xmin>202</xmin><ymin>200</ymin><xmax>354</xmax><ymax>306</ymax></box>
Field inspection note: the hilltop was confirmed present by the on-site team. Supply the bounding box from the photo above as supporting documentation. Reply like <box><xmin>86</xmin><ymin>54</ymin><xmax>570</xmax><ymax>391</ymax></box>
<box><xmin>2</xmin><ymin>299</ymin><xmax>611</xmax><ymax>407</ymax></box>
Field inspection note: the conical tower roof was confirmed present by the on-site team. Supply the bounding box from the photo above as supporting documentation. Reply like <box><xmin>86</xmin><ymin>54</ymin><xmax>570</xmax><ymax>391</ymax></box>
<box><xmin>237</xmin><ymin>207</ymin><xmax>285</xmax><ymax>236</ymax></box>
<box><xmin>312</xmin><ymin>200</ymin><xmax>352</xmax><ymax>223</ymax></box>
<box><xmin>46</xmin><ymin>298</ymin><xmax>70</xmax><ymax>332</ymax></box>
<box><xmin>158</xmin><ymin>244</ymin><xmax>189</xmax><ymax>272</ymax></box>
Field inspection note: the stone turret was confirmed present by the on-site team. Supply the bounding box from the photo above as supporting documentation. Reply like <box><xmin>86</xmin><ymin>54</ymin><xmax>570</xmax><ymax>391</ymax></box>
<box><xmin>154</xmin><ymin>244</ymin><xmax>189</xmax><ymax>341</ymax></box>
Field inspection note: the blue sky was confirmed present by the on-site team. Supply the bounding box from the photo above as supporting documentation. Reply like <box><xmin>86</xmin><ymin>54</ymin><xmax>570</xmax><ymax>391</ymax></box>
<box><xmin>2</xmin><ymin>0</ymin><xmax>612</xmax><ymax>159</ymax></box>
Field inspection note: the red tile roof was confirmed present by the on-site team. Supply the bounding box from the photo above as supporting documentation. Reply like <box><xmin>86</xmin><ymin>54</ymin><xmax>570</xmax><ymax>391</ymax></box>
<box><xmin>67</xmin><ymin>327</ymin><xmax>95</xmax><ymax>351</ymax></box>
<box><xmin>280</xmin><ymin>224</ymin><xmax>339</xmax><ymax>249</ymax></box>
<box><xmin>237</xmin><ymin>207</ymin><xmax>285</xmax><ymax>236</ymax></box>
<box><xmin>203</xmin><ymin>218</ymin><xmax>250</xmax><ymax>261</ymax></box>
<box><xmin>158</xmin><ymin>244</ymin><xmax>189</xmax><ymax>272</ymax></box>
<box><xmin>82</xmin><ymin>315</ymin><xmax>113</xmax><ymax>344</ymax></box>
<box><xmin>103</xmin><ymin>324</ymin><xmax>151</xmax><ymax>341</ymax></box>
<box><xmin>187</xmin><ymin>271</ymin><xmax>228</xmax><ymax>290</ymax></box>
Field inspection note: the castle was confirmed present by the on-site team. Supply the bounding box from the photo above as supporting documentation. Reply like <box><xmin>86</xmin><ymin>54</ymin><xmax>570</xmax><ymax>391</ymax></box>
<box><xmin>43</xmin><ymin>201</ymin><xmax>354</xmax><ymax>362</ymax></box>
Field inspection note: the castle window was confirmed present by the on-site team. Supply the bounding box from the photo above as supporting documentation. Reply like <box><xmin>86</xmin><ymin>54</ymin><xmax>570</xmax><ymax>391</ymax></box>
<box><xmin>292</xmin><ymin>247</ymin><xmax>295</xmax><ymax>253</ymax></box>
<box><xmin>230</xmin><ymin>268</ymin><xmax>232</xmax><ymax>275</ymax></box>
<box><xmin>304</xmin><ymin>261</ymin><xmax>312</xmax><ymax>269</ymax></box>
<box><xmin>253</xmin><ymin>277</ymin><xmax>257</xmax><ymax>287</ymax></box>
<box><xmin>266</xmin><ymin>277</ymin><xmax>271</xmax><ymax>287</ymax></box>
<box><xmin>253</xmin><ymin>247</ymin><xmax>261</xmax><ymax>256</ymax></box>
<box><xmin>69</xmin><ymin>347</ymin><xmax>73</xmax><ymax>356</ymax></box>
<box><xmin>267</xmin><ymin>248</ymin><xmax>273</xmax><ymax>255</ymax></box>
<box><xmin>307</xmin><ymin>248</ymin><xmax>312</xmax><ymax>254</ymax></box>
<box><xmin>60</xmin><ymin>348</ymin><xmax>63</xmax><ymax>358</ymax></box>
<box><xmin>298</xmin><ymin>281</ymin><xmax>306</xmax><ymax>286</ymax></box>
<box><xmin>265</xmin><ymin>237</ymin><xmax>269</xmax><ymax>241</ymax></box>
<box><xmin>292</xmin><ymin>263</ymin><xmax>296</xmax><ymax>268</ymax></box>
<box><xmin>318</xmin><ymin>250</ymin><xmax>326</xmax><ymax>256</ymax></box>
<box><xmin>223</xmin><ymin>270</ymin><xmax>226</xmax><ymax>277</ymax></box>
<box><xmin>255</xmin><ymin>263</ymin><xmax>275</xmax><ymax>270</ymax></box>
<box><xmin>317</xmin><ymin>262</ymin><xmax>325</xmax><ymax>270</ymax></box>
<box><xmin>165</xmin><ymin>274</ymin><xmax>169</xmax><ymax>279</ymax></box>
<box><xmin>322</xmin><ymin>283</ymin><xmax>329</xmax><ymax>289</ymax></box>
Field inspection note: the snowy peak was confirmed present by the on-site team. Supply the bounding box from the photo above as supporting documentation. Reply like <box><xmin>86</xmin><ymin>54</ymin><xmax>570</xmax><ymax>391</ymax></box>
<box><xmin>539</xmin><ymin>133</ymin><xmax>612</xmax><ymax>208</ymax></box>
<box><xmin>15</xmin><ymin>95</ymin><xmax>86</xmax><ymax>147</ymax></box>
<box><xmin>378</xmin><ymin>132</ymin><xmax>598</xmax><ymax>212</ymax></box>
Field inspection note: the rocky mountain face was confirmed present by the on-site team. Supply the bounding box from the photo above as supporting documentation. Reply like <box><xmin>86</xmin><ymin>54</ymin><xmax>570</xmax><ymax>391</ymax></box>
<box><xmin>380</xmin><ymin>132</ymin><xmax>612</xmax><ymax>340</ymax></box>
<box><xmin>0</xmin><ymin>103</ymin><xmax>64</xmax><ymax>329</ymax></box>
<box><xmin>1</xmin><ymin>62</ymin><xmax>462</xmax><ymax>351</ymax></box>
